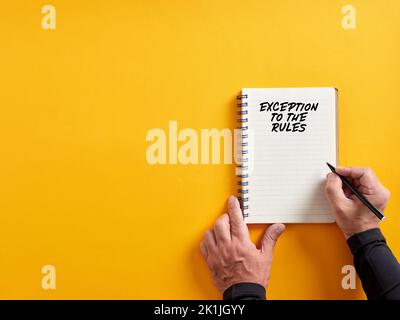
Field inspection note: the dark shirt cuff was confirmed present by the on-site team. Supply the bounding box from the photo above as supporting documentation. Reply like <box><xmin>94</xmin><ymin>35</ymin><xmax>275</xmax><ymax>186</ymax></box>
<box><xmin>223</xmin><ymin>282</ymin><xmax>266</xmax><ymax>300</ymax></box>
<box><xmin>347</xmin><ymin>228</ymin><xmax>386</xmax><ymax>255</ymax></box>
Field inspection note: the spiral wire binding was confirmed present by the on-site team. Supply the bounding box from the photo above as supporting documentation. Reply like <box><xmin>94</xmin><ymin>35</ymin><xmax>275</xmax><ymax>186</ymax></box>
<box><xmin>236</xmin><ymin>93</ymin><xmax>249</xmax><ymax>218</ymax></box>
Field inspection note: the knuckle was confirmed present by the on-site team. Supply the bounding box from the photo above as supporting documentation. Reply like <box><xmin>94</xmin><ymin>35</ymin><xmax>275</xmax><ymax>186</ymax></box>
<box><xmin>324</xmin><ymin>183</ymin><xmax>335</xmax><ymax>195</ymax></box>
<box><xmin>215</xmin><ymin>214</ymin><xmax>228</xmax><ymax>227</ymax></box>
<box><xmin>200</xmin><ymin>240</ymin><xmax>207</xmax><ymax>250</ymax></box>
<box><xmin>214</xmin><ymin>218</ymin><xmax>224</xmax><ymax>230</ymax></box>
<box><xmin>324</xmin><ymin>183</ymin><xmax>331</xmax><ymax>192</ymax></box>
<box><xmin>220</xmin><ymin>246</ymin><xmax>231</xmax><ymax>259</ymax></box>
<box><xmin>235</xmin><ymin>243</ymin><xmax>249</xmax><ymax>256</ymax></box>
<box><xmin>207</xmin><ymin>257</ymin><xmax>217</xmax><ymax>269</ymax></box>
<box><xmin>204</xmin><ymin>230</ymin><xmax>215</xmax><ymax>244</ymax></box>
<box><xmin>383</xmin><ymin>188</ymin><xmax>391</xmax><ymax>201</ymax></box>
<box><xmin>365</xmin><ymin>167</ymin><xmax>375</xmax><ymax>177</ymax></box>
<box><xmin>333</xmin><ymin>203</ymin><xmax>346</xmax><ymax>214</ymax></box>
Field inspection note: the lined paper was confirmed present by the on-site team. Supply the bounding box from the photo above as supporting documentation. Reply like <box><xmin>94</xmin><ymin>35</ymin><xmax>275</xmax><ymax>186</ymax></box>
<box><xmin>242</xmin><ymin>88</ymin><xmax>337</xmax><ymax>223</ymax></box>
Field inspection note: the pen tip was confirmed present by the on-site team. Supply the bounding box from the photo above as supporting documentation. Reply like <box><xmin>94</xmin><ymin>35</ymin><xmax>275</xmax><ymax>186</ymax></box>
<box><xmin>326</xmin><ymin>162</ymin><xmax>336</xmax><ymax>172</ymax></box>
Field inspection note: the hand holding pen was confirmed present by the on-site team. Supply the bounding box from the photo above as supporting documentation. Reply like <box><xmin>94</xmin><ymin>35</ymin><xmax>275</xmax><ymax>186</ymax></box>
<box><xmin>325</xmin><ymin>164</ymin><xmax>390</xmax><ymax>239</ymax></box>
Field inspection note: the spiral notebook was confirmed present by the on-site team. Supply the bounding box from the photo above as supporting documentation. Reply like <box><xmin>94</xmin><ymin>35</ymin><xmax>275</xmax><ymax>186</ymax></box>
<box><xmin>237</xmin><ymin>88</ymin><xmax>338</xmax><ymax>223</ymax></box>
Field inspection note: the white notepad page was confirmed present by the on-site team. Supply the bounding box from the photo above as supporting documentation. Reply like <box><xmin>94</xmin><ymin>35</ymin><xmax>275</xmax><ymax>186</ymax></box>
<box><xmin>241</xmin><ymin>88</ymin><xmax>337</xmax><ymax>223</ymax></box>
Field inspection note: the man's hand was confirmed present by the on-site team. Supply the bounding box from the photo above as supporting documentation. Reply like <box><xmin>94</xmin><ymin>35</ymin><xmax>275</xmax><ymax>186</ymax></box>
<box><xmin>200</xmin><ymin>195</ymin><xmax>285</xmax><ymax>293</ymax></box>
<box><xmin>325</xmin><ymin>166</ymin><xmax>391</xmax><ymax>239</ymax></box>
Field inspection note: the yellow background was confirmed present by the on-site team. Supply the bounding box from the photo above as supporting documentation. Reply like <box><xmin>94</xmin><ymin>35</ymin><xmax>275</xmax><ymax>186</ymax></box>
<box><xmin>0</xmin><ymin>0</ymin><xmax>399</xmax><ymax>299</ymax></box>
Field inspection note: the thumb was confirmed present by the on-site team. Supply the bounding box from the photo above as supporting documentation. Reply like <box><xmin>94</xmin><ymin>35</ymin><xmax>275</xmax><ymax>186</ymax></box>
<box><xmin>261</xmin><ymin>224</ymin><xmax>285</xmax><ymax>257</ymax></box>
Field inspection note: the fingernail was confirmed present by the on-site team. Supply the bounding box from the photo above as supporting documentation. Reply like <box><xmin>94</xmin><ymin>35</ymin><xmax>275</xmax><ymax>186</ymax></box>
<box><xmin>277</xmin><ymin>224</ymin><xmax>286</xmax><ymax>233</ymax></box>
<box><xmin>228</xmin><ymin>196</ymin><xmax>238</xmax><ymax>209</ymax></box>
<box><xmin>229</xmin><ymin>195</ymin><xmax>236</xmax><ymax>205</ymax></box>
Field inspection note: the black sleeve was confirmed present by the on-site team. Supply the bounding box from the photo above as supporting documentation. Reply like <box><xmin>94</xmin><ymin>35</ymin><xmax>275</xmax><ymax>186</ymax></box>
<box><xmin>223</xmin><ymin>282</ymin><xmax>266</xmax><ymax>300</ymax></box>
<box><xmin>347</xmin><ymin>228</ymin><xmax>400</xmax><ymax>300</ymax></box>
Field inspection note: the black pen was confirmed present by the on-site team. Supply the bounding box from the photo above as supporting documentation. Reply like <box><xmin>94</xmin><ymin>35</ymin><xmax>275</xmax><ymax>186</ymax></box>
<box><xmin>326</xmin><ymin>162</ymin><xmax>385</xmax><ymax>221</ymax></box>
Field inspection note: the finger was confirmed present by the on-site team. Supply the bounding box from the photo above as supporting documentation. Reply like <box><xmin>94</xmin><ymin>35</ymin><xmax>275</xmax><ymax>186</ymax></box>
<box><xmin>227</xmin><ymin>195</ymin><xmax>250</xmax><ymax>240</ymax></box>
<box><xmin>213</xmin><ymin>213</ymin><xmax>231</xmax><ymax>244</ymax></box>
<box><xmin>343</xmin><ymin>187</ymin><xmax>353</xmax><ymax>199</ymax></box>
<box><xmin>203</xmin><ymin>230</ymin><xmax>217</xmax><ymax>250</ymax></box>
<box><xmin>200</xmin><ymin>241</ymin><xmax>208</xmax><ymax>260</ymax></box>
<box><xmin>358</xmin><ymin>185</ymin><xmax>376</xmax><ymax>195</ymax></box>
<box><xmin>352</xmin><ymin>178</ymin><xmax>361</xmax><ymax>188</ymax></box>
<box><xmin>261</xmin><ymin>224</ymin><xmax>285</xmax><ymax>257</ymax></box>
<box><xmin>336</xmin><ymin>167</ymin><xmax>377</xmax><ymax>189</ymax></box>
<box><xmin>325</xmin><ymin>173</ymin><xmax>349</xmax><ymax>207</ymax></box>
